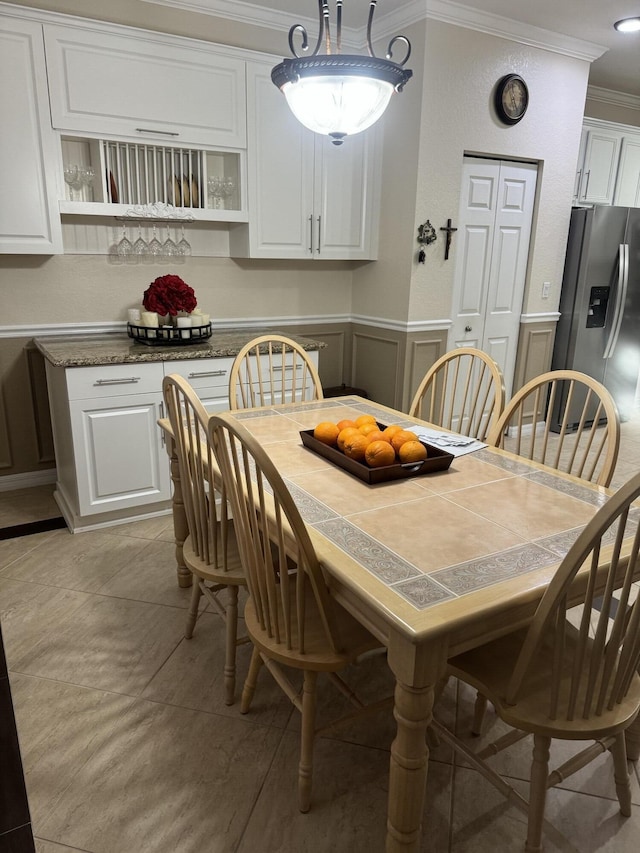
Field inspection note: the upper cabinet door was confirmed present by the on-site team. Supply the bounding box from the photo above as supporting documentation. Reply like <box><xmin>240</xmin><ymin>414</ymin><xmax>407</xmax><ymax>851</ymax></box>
<box><xmin>230</xmin><ymin>60</ymin><xmax>381</xmax><ymax>260</ymax></box>
<box><xmin>316</xmin><ymin>130</ymin><xmax>381</xmax><ymax>260</ymax></box>
<box><xmin>577</xmin><ymin>128</ymin><xmax>622</xmax><ymax>205</ymax></box>
<box><xmin>0</xmin><ymin>16</ymin><xmax>62</xmax><ymax>254</ymax></box>
<box><xmin>614</xmin><ymin>137</ymin><xmax>640</xmax><ymax>207</ymax></box>
<box><xmin>44</xmin><ymin>24</ymin><xmax>246</xmax><ymax>148</ymax></box>
<box><xmin>233</xmin><ymin>61</ymin><xmax>315</xmax><ymax>259</ymax></box>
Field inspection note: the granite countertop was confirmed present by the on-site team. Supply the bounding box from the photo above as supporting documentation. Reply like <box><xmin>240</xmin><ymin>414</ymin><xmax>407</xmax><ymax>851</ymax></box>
<box><xmin>35</xmin><ymin>330</ymin><xmax>326</xmax><ymax>368</ymax></box>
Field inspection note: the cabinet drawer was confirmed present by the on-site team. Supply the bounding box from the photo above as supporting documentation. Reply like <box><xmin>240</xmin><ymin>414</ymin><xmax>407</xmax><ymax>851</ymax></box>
<box><xmin>164</xmin><ymin>358</ymin><xmax>234</xmax><ymax>393</ymax></box>
<box><xmin>66</xmin><ymin>363</ymin><xmax>164</xmax><ymax>400</ymax></box>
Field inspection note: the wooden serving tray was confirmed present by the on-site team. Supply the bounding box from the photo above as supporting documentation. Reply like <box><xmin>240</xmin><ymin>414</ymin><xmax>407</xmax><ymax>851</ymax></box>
<box><xmin>299</xmin><ymin>424</ymin><xmax>454</xmax><ymax>485</ymax></box>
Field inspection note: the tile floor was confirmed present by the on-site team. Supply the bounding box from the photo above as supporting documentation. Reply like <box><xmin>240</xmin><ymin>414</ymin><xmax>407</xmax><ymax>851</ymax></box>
<box><xmin>1</xmin><ymin>417</ymin><xmax>640</xmax><ymax>853</ymax></box>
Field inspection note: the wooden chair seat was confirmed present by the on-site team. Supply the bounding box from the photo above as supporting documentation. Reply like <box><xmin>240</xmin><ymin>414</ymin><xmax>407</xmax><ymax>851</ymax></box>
<box><xmin>243</xmin><ymin>581</ymin><xmax>380</xmax><ymax>671</ymax></box>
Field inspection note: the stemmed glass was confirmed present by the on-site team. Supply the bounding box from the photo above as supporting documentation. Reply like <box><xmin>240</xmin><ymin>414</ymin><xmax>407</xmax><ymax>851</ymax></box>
<box><xmin>116</xmin><ymin>226</ymin><xmax>135</xmax><ymax>263</ymax></box>
<box><xmin>133</xmin><ymin>226</ymin><xmax>148</xmax><ymax>261</ymax></box>
<box><xmin>64</xmin><ymin>165</ymin><xmax>95</xmax><ymax>201</ymax></box>
<box><xmin>64</xmin><ymin>166</ymin><xmax>82</xmax><ymax>201</ymax></box>
<box><xmin>162</xmin><ymin>226</ymin><xmax>179</xmax><ymax>261</ymax></box>
<box><xmin>220</xmin><ymin>178</ymin><xmax>235</xmax><ymax>208</ymax></box>
<box><xmin>177</xmin><ymin>225</ymin><xmax>191</xmax><ymax>262</ymax></box>
<box><xmin>147</xmin><ymin>226</ymin><xmax>163</xmax><ymax>262</ymax></box>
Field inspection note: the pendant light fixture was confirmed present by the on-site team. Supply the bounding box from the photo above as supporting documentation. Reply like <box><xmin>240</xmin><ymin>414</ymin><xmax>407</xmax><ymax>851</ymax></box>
<box><xmin>271</xmin><ymin>1</ymin><xmax>412</xmax><ymax>146</ymax></box>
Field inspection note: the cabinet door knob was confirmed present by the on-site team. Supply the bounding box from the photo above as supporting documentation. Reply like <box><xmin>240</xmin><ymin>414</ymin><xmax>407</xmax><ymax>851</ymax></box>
<box><xmin>465</xmin><ymin>325</ymin><xmax>472</xmax><ymax>332</ymax></box>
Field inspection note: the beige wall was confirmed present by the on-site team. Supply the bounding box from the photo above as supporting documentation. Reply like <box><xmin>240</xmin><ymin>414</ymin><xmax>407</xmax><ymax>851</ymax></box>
<box><xmin>355</xmin><ymin>20</ymin><xmax>590</xmax><ymax>328</ymax></box>
<box><xmin>0</xmin><ymin>255</ymin><xmax>354</xmax><ymax>326</ymax></box>
<box><xmin>584</xmin><ymin>97</ymin><xmax>640</xmax><ymax>128</ymax></box>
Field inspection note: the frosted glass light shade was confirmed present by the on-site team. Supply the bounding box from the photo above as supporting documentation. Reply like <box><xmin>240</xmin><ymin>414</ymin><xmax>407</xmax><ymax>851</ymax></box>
<box><xmin>272</xmin><ymin>55</ymin><xmax>412</xmax><ymax>145</ymax></box>
<box><xmin>614</xmin><ymin>17</ymin><xmax>640</xmax><ymax>33</ymax></box>
<box><xmin>282</xmin><ymin>75</ymin><xmax>394</xmax><ymax>140</ymax></box>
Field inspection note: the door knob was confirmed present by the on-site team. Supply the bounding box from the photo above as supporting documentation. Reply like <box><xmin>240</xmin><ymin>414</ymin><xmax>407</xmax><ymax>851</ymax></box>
<box><xmin>465</xmin><ymin>325</ymin><xmax>472</xmax><ymax>332</ymax></box>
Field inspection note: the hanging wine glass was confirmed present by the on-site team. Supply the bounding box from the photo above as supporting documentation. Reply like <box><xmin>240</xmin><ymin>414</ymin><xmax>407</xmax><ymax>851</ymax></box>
<box><xmin>177</xmin><ymin>225</ymin><xmax>191</xmax><ymax>261</ymax></box>
<box><xmin>147</xmin><ymin>225</ymin><xmax>163</xmax><ymax>262</ymax></box>
<box><xmin>133</xmin><ymin>226</ymin><xmax>148</xmax><ymax>261</ymax></box>
<box><xmin>162</xmin><ymin>225</ymin><xmax>179</xmax><ymax>261</ymax></box>
<box><xmin>116</xmin><ymin>226</ymin><xmax>135</xmax><ymax>263</ymax></box>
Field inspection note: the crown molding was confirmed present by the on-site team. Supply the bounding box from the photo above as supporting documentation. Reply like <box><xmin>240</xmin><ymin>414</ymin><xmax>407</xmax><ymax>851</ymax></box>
<box><xmin>586</xmin><ymin>85</ymin><xmax>640</xmax><ymax>112</ymax></box>
<box><xmin>426</xmin><ymin>0</ymin><xmax>606</xmax><ymax>62</ymax></box>
<box><xmin>139</xmin><ymin>0</ymin><xmax>606</xmax><ymax>62</ymax></box>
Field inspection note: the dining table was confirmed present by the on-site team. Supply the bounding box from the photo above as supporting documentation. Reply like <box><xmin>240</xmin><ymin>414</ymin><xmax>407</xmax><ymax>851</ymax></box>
<box><xmin>159</xmin><ymin>394</ymin><xmax>640</xmax><ymax>852</ymax></box>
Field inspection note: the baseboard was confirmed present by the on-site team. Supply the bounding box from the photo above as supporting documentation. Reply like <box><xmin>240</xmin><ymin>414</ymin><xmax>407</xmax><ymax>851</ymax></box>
<box><xmin>0</xmin><ymin>469</ymin><xmax>57</xmax><ymax>492</ymax></box>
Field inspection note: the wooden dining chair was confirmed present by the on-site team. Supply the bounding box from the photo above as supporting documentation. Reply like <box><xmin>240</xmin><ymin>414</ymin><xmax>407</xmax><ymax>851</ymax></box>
<box><xmin>228</xmin><ymin>333</ymin><xmax>324</xmax><ymax>410</ymax></box>
<box><xmin>433</xmin><ymin>469</ymin><xmax>640</xmax><ymax>852</ymax></box>
<box><xmin>208</xmin><ymin>411</ymin><xmax>390</xmax><ymax>813</ymax></box>
<box><xmin>408</xmin><ymin>347</ymin><xmax>505</xmax><ymax>441</ymax></box>
<box><xmin>162</xmin><ymin>374</ymin><xmax>249</xmax><ymax>705</ymax></box>
<box><xmin>487</xmin><ymin>369</ymin><xmax>620</xmax><ymax>488</ymax></box>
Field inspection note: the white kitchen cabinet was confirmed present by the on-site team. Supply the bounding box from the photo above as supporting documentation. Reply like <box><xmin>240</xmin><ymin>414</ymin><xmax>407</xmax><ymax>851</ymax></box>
<box><xmin>44</xmin><ymin>23</ymin><xmax>247</xmax><ymax>149</ymax></box>
<box><xmin>46</xmin><ymin>361</ymin><xmax>170</xmax><ymax>529</ymax></box>
<box><xmin>575</xmin><ymin>124</ymin><xmax>622</xmax><ymax>205</ymax></box>
<box><xmin>229</xmin><ymin>62</ymin><xmax>380</xmax><ymax>260</ymax></box>
<box><xmin>0</xmin><ymin>15</ymin><xmax>62</xmax><ymax>254</ymax></box>
<box><xmin>614</xmin><ymin>136</ymin><xmax>640</xmax><ymax>207</ymax></box>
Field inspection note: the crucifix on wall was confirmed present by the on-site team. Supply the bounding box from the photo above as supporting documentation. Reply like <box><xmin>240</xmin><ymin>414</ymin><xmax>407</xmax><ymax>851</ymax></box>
<box><xmin>439</xmin><ymin>219</ymin><xmax>458</xmax><ymax>260</ymax></box>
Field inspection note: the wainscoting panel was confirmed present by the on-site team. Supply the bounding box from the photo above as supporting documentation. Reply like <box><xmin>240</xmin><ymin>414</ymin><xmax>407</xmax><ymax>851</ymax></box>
<box><xmin>352</xmin><ymin>329</ymin><xmax>402</xmax><ymax>408</ymax></box>
<box><xmin>405</xmin><ymin>333</ymin><xmax>449</xmax><ymax>410</ymax></box>
<box><xmin>0</xmin><ymin>386</ymin><xmax>12</xmax><ymax>470</ymax></box>
<box><xmin>0</xmin><ymin>338</ymin><xmax>55</xmax><ymax>480</ymax></box>
<box><xmin>26</xmin><ymin>344</ymin><xmax>55</xmax><ymax>464</ymax></box>
<box><xmin>512</xmin><ymin>321</ymin><xmax>558</xmax><ymax>424</ymax></box>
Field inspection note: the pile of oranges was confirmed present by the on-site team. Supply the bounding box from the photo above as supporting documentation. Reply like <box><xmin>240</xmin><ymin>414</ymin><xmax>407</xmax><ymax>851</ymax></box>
<box><xmin>312</xmin><ymin>414</ymin><xmax>428</xmax><ymax>469</ymax></box>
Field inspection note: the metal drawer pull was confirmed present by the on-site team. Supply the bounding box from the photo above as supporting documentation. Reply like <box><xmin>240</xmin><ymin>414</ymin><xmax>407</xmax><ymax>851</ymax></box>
<box><xmin>272</xmin><ymin>365</ymin><xmax>301</xmax><ymax>372</ymax></box>
<box><xmin>93</xmin><ymin>377</ymin><xmax>141</xmax><ymax>386</ymax></box>
<box><xmin>135</xmin><ymin>127</ymin><xmax>180</xmax><ymax>137</ymax></box>
<box><xmin>187</xmin><ymin>370</ymin><xmax>227</xmax><ymax>378</ymax></box>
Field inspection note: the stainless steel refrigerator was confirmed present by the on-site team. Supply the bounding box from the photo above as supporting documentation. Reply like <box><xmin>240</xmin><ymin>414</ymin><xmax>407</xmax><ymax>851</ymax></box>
<box><xmin>551</xmin><ymin>205</ymin><xmax>640</xmax><ymax>425</ymax></box>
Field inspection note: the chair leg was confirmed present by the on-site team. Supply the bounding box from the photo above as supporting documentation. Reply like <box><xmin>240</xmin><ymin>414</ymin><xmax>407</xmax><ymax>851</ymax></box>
<box><xmin>241</xmin><ymin>646</ymin><xmax>263</xmax><ymax>714</ymax></box>
<box><xmin>299</xmin><ymin>669</ymin><xmax>318</xmax><ymax>814</ymax></box>
<box><xmin>611</xmin><ymin>733</ymin><xmax>632</xmax><ymax>816</ymax></box>
<box><xmin>472</xmin><ymin>691</ymin><xmax>489</xmax><ymax>736</ymax></box>
<box><xmin>223</xmin><ymin>585</ymin><xmax>239</xmax><ymax>706</ymax></box>
<box><xmin>525</xmin><ymin>734</ymin><xmax>551</xmax><ymax>853</ymax></box>
<box><xmin>184</xmin><ymin>578</ymin><xmax>202</xmax><ymax>639</ymax></box>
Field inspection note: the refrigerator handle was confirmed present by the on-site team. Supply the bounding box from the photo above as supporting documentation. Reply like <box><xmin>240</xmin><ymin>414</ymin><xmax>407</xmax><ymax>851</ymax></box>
<box><xmin>603</xmin><ymin>243</ymin><xmax>629</xmax><ymax>359</ymax></box>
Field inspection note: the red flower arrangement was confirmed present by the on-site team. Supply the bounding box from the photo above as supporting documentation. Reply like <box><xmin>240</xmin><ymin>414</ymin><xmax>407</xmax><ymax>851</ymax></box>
<box><xmin>142</xmin><ymin>275</ymin><xmax>197</xmax><ymax>317</ymax></box>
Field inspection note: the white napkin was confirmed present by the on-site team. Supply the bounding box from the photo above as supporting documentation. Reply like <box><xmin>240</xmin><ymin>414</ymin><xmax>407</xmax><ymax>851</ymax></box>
<box><xmin>406</xmin><ymin>426</ymin><xmax>487</xmax><ymax>457</ymax></box>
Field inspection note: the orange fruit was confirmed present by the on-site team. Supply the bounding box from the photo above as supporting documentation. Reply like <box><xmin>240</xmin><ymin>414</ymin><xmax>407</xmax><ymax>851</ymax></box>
<box><xmin>336</xmin><ymin>419</ymin><xmax>357</xmax><ymax>432</ymax></box>
<box><xmin>398</xmin><ymin>440</ymin><xmax>428</xmax><ymax>464</ymax></box>
<box><xmin>343</xmin><ymin>432</ymin><xmax>370</xmax><ymax>461</ymax></box>
<box><xmin>313</xmin><ymin>421</ymin><xmax>340</xmax><ymax>447</ymax></box>
<box><xmin>391</xmin><ymin>429</ymin><xmax>419</xmax><ymax>453</ymax></box>
<box><xmin>381</xmin><ymin>424</ymin><xmax>403</xmax><ymax>442</ymax></box>
<box><xmin>337</xmin><ymin>426</ymin><xmax>360</xmax><ymax>452</ymax></box>
<box><xmin>355</xmin><ymin>414</ymin><xmax>377</xmax><ymax>428</ymax></box>
<box><xmin>365</xmin><ymin>428</ymin><xmax>386</xmax><ymax>444</ymax></box>
<box><xmin>358</xmin><ymin>422</ymin><xmax>379</xmax><ymax>437</ymax></box>
<box><xmin>365</xmin><ymin>439</ymin><xmax>396</xmax><ymax>468</ymax></box>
